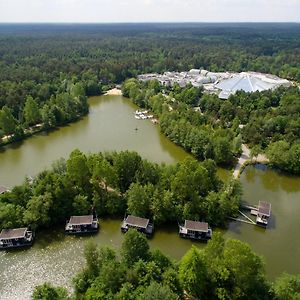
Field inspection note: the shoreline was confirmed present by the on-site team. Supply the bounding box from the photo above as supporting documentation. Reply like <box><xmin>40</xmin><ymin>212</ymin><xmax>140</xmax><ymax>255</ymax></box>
<box><xmin>233</xmin><ymin>144</ymin><xmax>269</xmax><ymax>179</ymax></box>
<box><xmin>104</xmin><ymin>88</ymin><xmax>123</xmax><ymax>96</ymax></box>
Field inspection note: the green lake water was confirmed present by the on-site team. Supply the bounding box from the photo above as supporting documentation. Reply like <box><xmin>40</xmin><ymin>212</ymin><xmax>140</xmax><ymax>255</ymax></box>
<box><xmin>0</xmin><ymin>95</ymin><xmax>299</xmax><ymax>299</ymax></box>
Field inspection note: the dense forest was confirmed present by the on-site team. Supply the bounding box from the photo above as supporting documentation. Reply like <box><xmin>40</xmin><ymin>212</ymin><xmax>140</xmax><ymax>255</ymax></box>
<box><xmin>122</xmin><ymin>79</ymin><xmax>300</xmax><ymax>174</ymax></box>
<box><xmin>0</xmin><ymin>23</ymin><xmax>300</xmax><ymax>145</ymax></box>
<box><xmin>0</xmin><ymin>150</ymin><xmax>241</xmax><ymax>231</ymax></box>
<box><xmin>32</xmin><ymin>230</ymin><xmax>300</xmax><ymax>300</ymax></box>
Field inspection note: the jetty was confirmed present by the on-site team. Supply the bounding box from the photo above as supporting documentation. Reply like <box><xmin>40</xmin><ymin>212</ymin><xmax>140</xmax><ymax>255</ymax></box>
<box><xmin>230</xmin><ymin>201</ymin><xmax>271</xmax><ymax>227</ymax></box>
<box><xmin>121</xmin><ymin>215</ymin><xmax>154</xmax><ymax>237</ymax></box>
<box><xmin>179</xmin><ymin>220</ymin><xmax>212</xmax><ymax>241</ymax></box>
<box><xmin>0</xmin><ymin>228</ymin><xmax>34</xmax><ymax>250</ymax></box>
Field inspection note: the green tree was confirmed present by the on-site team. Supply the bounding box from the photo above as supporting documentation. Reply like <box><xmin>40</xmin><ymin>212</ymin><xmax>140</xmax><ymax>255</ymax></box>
<box><xmin>23</xmin><ymin>192</ymin><xmax>53</xmax><ymax>229</ymax></box>
<box><xmin>0</xmin><ymin>106</ymin><xmax>17</xmax><ymax>135</ymax></box>
<box><xmin>250</xmin><ymin>145</ymin><xmax>262</xmax><ymax>162</ymax></box>
<box><xmin>126</xmin><ymin>183</ymin><xmax>152</xmax><ymax>217</ymax></box>
<box><xmin>140</xmin><ymin>282</ymin><xmax>179</xmax><ymax>300</ymax></box>
<box><xmin>121</xmin><ymin>229</ymin><xmax>149</xmax><ymax>266</ymax></box>
<box><xmin>32</xmin><ymin>283</ymin><xmax>68</xmax><ymax>300</ymax></box>
<box><xmin>179</xmin><ymin>246</ymin><xmax>211</xmax><ymax>299</ymax></box>
<box><xmin>114</xmin><ymin>151</ymin><xmax>142</xmax><ymax>193</ymax></box>
<box><xmin>23</xmin><ymin>95</ymin><xmax>41</xmax><ymax>126</ymax></box>
<box><xmin>66</xmin><ymin>149</ymin><xmax>91</xmax><ymax>189</ymax></box>
<box><xmin>274</xmin><ymin>273</ymin><xmax>300</xmax><ymax>300</ymax></box>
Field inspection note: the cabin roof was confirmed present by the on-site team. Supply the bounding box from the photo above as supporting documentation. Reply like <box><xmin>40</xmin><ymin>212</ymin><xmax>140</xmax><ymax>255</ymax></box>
<box><xmin>184</xmin><ymin>220</ymin><xmax>209</xmax><ymax>232</ymax></box>
<box><xmin>0</xmin><ymin>186</ymin><xmax>9</xmax><ymax>194</ymax></box>
<box><xmin>258</xmin><ymin>201</ymin><xmax>271</xmax><ymax>216</ymax></box>
<box><xmin>125</xmin><ymin>215</ymin><xmax>149</xmax><ymax>229</ymax></box>
<box><xmin>0</xmin><ymin>228</ymin><xmax>27</xmax><ymax>239</ymax></box>
<box><xmin>69</xmin><ymin>215</ymin><xmax>94</xmax><ymax>225</ymax></box>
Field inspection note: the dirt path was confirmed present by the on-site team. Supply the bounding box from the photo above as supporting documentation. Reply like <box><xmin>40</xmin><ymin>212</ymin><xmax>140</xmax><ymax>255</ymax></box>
<box><xmin>233</xmin><ymin>144</ymin><xmax>269</xmax><ymax>178</ymax></box>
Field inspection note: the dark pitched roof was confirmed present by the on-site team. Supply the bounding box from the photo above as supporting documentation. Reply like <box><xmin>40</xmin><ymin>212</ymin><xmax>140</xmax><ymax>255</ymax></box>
<box><xmin>125</xmin><ymin>215</ymin><xmax>149</xmax><ymax>229</ymax></box>
<box><xmin>258</xmin><ymin>201</ymin><xmax>271</xmax><ymax>216</ymax></box>
<box><xmin>0</xmin><ymin>186</ymin><xmax>9</xmax><ymax>194</ymax></box>
<box><xmin>184</xmin><ymin>220</ymin><xmax>209</xmax><ymax>232</ymax></box>
<box><xmin>69</xmin><ymin>215</ymin><xmax>93</xmax><ymax>225</ymax></box>
<box><xmin>0</xmin><ymin>228</ymin><xmax>27</xmax><ymax>239</ymax></box>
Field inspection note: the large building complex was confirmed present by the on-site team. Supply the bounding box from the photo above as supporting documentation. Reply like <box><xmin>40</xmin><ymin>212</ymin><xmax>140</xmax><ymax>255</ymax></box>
<box><xmin>138</xmin><ymin>69</ymin><xmax>291</xmax><ymax>99</ymax></box>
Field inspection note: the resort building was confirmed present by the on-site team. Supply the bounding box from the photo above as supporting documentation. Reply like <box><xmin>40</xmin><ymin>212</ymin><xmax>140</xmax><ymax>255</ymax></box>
<box><xmin>138</xmin><ymin>69</ymin><xmax>291</xmax><ymax>99</ymax></box>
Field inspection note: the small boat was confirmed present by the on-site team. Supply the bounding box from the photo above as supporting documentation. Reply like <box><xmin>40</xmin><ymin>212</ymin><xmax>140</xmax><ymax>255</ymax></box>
<box><xmin>121</xmin><ymin>215</ymin><xmax>154</xmax><ymax>237</ymax></box>
<box><xmin>0</xmin><ymin>228</ymin><xmax>34</xmax><ymax>250</ymax></box>
<box><xmin>135</xmin><ymin>115</ymin><xmax>141</xmax><ymax>119</ymax></box>
<box><xmin>65</xmin><ymin>214</ymin><xmax>99</xmax><ymax>235</ymax></box>
<box><xmin>179</xmin><ymin>220</ymin><xmax>212</xmax><ymax>241</ymax></box>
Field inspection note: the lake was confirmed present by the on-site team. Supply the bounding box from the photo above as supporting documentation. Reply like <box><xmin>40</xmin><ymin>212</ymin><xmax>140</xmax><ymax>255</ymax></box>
<box><xmin>0</xmin><ymin>95</ymin><xmax>299</xmax><ymax>299</ymax></box>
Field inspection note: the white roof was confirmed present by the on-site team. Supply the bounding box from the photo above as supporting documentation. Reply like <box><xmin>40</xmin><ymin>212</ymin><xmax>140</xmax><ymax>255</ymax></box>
<box><xmin>216</xmin><ymin>72</ymin><xmax>291</xmax><ymax>99</ymax></box>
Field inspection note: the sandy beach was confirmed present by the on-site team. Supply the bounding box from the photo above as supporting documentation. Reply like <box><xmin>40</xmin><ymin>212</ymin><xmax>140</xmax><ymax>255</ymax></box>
<box><xmin>104</xmin><ymin>88</ymin><xmax>123</xmax><ymax>96</ymax></box>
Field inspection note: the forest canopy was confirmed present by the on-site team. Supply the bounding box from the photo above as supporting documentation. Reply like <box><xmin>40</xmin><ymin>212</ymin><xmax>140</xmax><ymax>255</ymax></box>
<box><xmin>0</xmin><ymin>150</ymin><xmax>241</xmax><ymax>231</ymax></box>
<box><xmin>32</xmin><ymin>230</ymin><xmax>300</xmax><ymax>300</ymax></box>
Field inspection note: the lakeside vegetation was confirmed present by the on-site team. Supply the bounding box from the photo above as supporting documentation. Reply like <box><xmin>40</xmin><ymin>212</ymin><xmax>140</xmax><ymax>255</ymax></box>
<box><xmin>122</xmin><ymin>79</ymin><xmax>300</xmax><ymax>174</ymax></box>
<box><xmin>0</xmin><ymin>23</ymin><xmax>299</xmax><ymax>299</ymax></box>
<box><xmin>1</xmin><ymin>23</ymin><xmax>300</xmax><ymax>147</ymax></box>
<box><xmin>0</xmin><ymin>150</ymin><xmax>241</xmax><ymax>230</ymax></box>
<box><xmin>32</xmin><ymin>230</ymin><xmax>300</xmax><ymax>300</ymax></box>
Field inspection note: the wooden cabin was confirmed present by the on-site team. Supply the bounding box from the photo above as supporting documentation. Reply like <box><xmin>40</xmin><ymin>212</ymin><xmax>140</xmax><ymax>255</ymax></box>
<box><xmin>179</xmin><ymin>220</ymin><xmax>212</xmax><ymax>241</ymax></box>
<box><xmin>0</xmin><ymin>228</ymin><xmax>34</xmax><ymax>250</ymax></box>
<box><xmin>121</xmin><ymin>215</ymin><xmax>154</xmax><ymax>236</ymax></box>
<box><xmin>256</xmin><ymin>201</ymin><xmax>271</xmax><ymax>226</ymax></box>
<box><xmin>65</xmin><ymin>215</ymin><xmax>99</xmax><ymax>235</ymax></box>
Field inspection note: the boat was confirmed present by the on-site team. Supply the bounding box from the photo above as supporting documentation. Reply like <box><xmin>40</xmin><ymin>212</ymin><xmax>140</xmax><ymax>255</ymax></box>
<box><xmin>179</xmin><ymin>220</ymin><xmax>212</xmax><ymax>241</ymax></box>
<box><xmin>121</xmin><ymin>215</ymin><xmax>154</xmax><ymax>237</ymax></box>
<box><xmin>0</xmin><ymin>228</ymin><xmax>34</xmax><ymax>250</ymax></box>
<box><xmin>65</xmin><ymin>214</ymin><xmax>99</xmax><ymax>235</ymax></box>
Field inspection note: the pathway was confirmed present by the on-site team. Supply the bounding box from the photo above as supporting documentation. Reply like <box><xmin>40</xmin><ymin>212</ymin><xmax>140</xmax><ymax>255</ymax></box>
<box><xmin>233</xmin><ymin>144</ymin><xmax>269</xmax><ymax>178</ymax></box>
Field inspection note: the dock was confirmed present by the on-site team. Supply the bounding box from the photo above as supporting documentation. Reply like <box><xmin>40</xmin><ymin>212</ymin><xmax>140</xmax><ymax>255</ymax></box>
<box><xmin>230</xmin><ymin>201</ymin><xmax>271</xmax><ymax>227</ymax></box>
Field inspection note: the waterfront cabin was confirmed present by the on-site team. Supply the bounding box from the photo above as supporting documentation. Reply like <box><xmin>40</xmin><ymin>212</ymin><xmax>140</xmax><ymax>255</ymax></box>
<box><xmin>0</xmin><ymin>186</ymin><xmax>9</xmax><ymax>195</ymax></box>
<box><xmin>0</xmin><ymin>228</ymin><xmax>34</xmax><ymax>250</ymax></box>
<box><xmin>256</xmin><ymin>201</ymin><xmax>271</xmax><ymax>226</ymax></box>
<box><xmin>179</xmin><ymin>220</ymin><xmax>212</xmax><ymax>241</ymax></box>
<box><xmin>65</xmin><ymin>215</ymin><xmax>99</xmax><ymax>235</ymax></box>
<box><xmin>121</xmin><ymin>215</ymin><xmax>154</xmax><ymax>236</ymax></box>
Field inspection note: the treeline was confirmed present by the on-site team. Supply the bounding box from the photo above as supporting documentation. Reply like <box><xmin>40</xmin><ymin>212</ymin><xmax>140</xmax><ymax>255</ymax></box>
<box><xmin>122</xmin><ymin>79</ymin><xmax>300</xmax><ymax>174</ymax></box>
<box><xmin>122</xmin><ymin>79</ymin><xmax>242</xmax><ymax>166</ymax></box>
<box><xmin>1</xmin><ymin>23</ymin><xmax>300</xmax><ymax>147</ymax></box>
<box><xmin>1</xmin><ymin>24</ymin><xmax>300</xmax><ymax>84</ymax></box>
<box><xmin>0</xmin><ymin>74</ymin><xmax>101</xmax><ymax>144</ymax></box>
<box><xmin>199</xmin><ymin>87</ymin><xmax>300</xmax><ymax>174</ymax></box>
<box><xmin>0</xmin><ymin>150</ymin><xmax>241</xmax><ymax>230</ymax></box>
<box><xmin>32</xmin><ymin>230</ymin><xmax>300</xmax><ymax>300</ymax></box>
